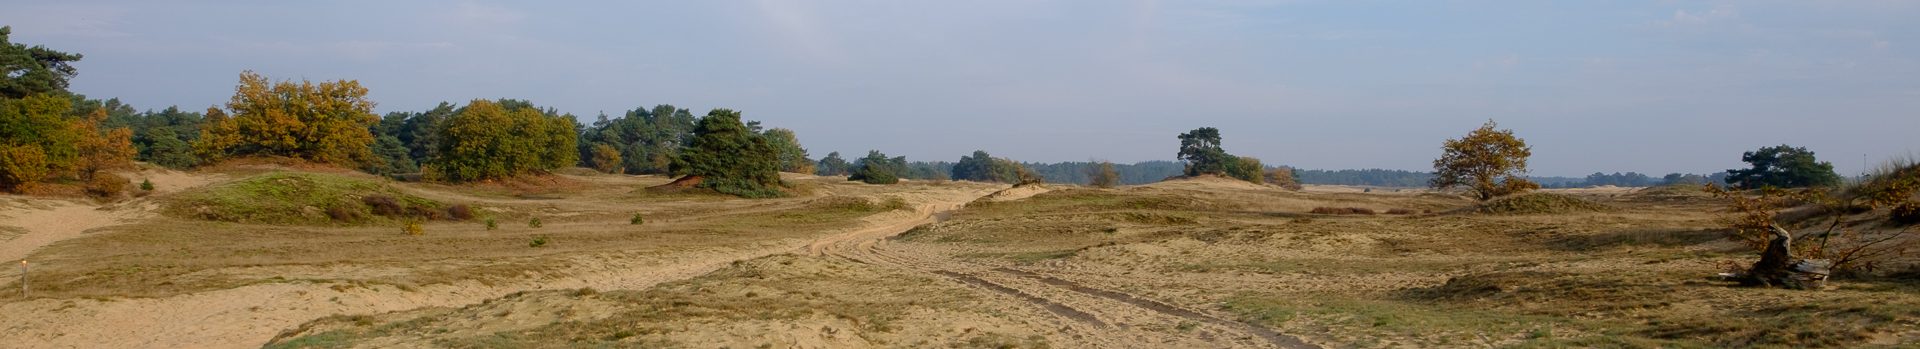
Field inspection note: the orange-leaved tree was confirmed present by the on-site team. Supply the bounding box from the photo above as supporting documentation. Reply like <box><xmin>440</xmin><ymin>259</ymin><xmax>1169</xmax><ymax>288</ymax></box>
<box><xmin>1430</xmin><ymin>120</ymin><xmax>1538</xmax><ymax>200</ymax></box>
<box><xmin>194</xmin><ymin>71</ymin><xmax>378</xmax><ymax>167</ymax></box>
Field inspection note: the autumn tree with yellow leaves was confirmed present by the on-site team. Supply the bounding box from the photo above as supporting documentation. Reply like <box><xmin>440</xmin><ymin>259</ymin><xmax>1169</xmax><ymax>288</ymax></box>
<box><xmin>0</xmin><ymin>27</ymin><xmax>137</xmax><ymax>194</ymax></box>
<box><xmin>194</xmin><ymin>71</ymin><xmax>379</xmax><ymax>167</ymax></box>
<box><xmin>423</xmin><ymin>99</ymin><xmax>580</xmax><ymax>182</ymax></box>
<box><xmin>1430</xmin><ymin>120</ymin><xmax>1539</xmax><ymax>200</ymax></box>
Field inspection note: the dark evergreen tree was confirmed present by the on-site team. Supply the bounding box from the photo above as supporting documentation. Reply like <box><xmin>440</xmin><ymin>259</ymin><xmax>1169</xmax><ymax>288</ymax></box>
<box><xmin>1725</xmin><ymin>144</ymin><xmax>1842</xmax><ymax>189</ymax></box>
<box><xmin>676</xmin><ymin>109</ymin><xmax>785</xmax><ymax>197</ymax></box>
<box><xmin>816</xmin><ymin>151</ymin><xmax>851</xmax><ymax>176</ymax></box>
<box><xmin>849</xmin><ymin>150</ymin><xmax>904</xmax><ymax>184</ymax></box>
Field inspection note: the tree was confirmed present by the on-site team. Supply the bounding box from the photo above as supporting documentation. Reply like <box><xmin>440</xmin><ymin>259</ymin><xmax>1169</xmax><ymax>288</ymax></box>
<box><xmin>676</xmin><ymin>109</ymin><xmax>785</xmax><ymax>197</ymax></box>
<box><xmin>849</xmin><ymin>150</ymin><xmax>904</xmax><ymax>184</ymax></box>
<box><xmin>952</xmin><ymin>150</ymin><xmax>1039</xmax><ymax>184</ymax></box>
<box><xmin>761</xmin><ymin>128</ymin><xmax>813</xmax><ymax>173</ymax></box>
<box><xmin>1177</xmin><ymin>127</ymin><xmax>1230</xmax><ymax>176</ymax></box>
<box><xmin>398</xmin><ymin>102</ymin><xmax>457</xmax><ymax>164</ymax></box>
<box><xmin>0</xmin><ymin>94</ymin><xmax>79</xmax><ymax>190</ymax></box>
<box><xmin>816</xmin><ymin>151</ymin><xmax>851</xmax><ymax>176</ymax></box>
<box><xmin>577</xmin><ymin>104</ymin><xmax>697</xmax><ymax>174</ymax></box>
<box><xmin>0</xmin><ymin>26</ymin><xmax>84</xmax><ymax>99</ymax></box>
<box><xmin>1266</xmin><ymin>167</ymin><xmax>1302</xmax><ymax>190</ymax></box>
<box><xmin>589</xmin><ymin>144</ymin><xmax>622</xmax><ymax>174</ymax></box>
<box><xmin>1430</xmin><ymin>120</ymin><xmax>1538</xmax><ymax>200</ymax></box>
<box><xmin>194</xmin><ymin>71</ymin><xmax>378</xmax><ymax>167</ymax></box>
<box><xmin>952</xmin><ymin>151</ymin><xmax>993</xmax><ymax>182</ymax></box>
<box><xmin>73</xmin><ymin>107</ymin><xmax>135</xmax><ymax>179</ymax></box>
<box><xmin>120</xmin><ymin>106</ymin><xmax>204</xmax><ymax>169</ymax></box>
<box><xmin>1225</xmin><ymin>156</ymin><xmax>1264</xmax><ymax>184</ymax></box>
<box><xmin>363</xmin><ymin>111</ymin><xmax>416</xmax><ymax>175</ymax></box>
<box><xmin>1725</xmin><ymin>144</ymin><xmax>1842</xmax><ymax>189</ymax></box>
<box><xmin>425</xmin><ymin>99</ymin><xmax>580</xmax><ymax>182</ymax></box>
<box><xmin>1087</xmin><ymin>161</ymin><xmax>1119</xmax><ymax>188</ymax></box>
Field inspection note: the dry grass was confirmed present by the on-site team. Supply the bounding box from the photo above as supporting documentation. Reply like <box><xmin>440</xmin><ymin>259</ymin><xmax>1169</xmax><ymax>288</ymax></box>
<box><xmin>890</xmin><ymin>180</ymin><xmax>1920</xmax><ymax>347</ymax></box>
<box><xmin>1473</xmin><ymin>192</ymin><xmax>1613</xmax><ymax>214</ymax></box>
<box><xmin>2</xmin><ymin>175</ymin><xmax>964</xmax><ymax>301</ymax></box>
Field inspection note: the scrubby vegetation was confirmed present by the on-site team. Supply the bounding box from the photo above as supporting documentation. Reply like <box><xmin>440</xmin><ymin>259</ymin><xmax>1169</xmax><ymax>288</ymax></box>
<box><xmin>1473</xmin><ymin>192</ymin><xmax>1611</xmax><ymax>214</ymax></box>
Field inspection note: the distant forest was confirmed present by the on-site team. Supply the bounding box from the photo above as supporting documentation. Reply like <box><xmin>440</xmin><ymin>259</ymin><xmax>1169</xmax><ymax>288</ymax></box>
<box><xmin>885</xmin><ymin>160</ymin><xmax>1724</xmax><ymax>188</ymax></box>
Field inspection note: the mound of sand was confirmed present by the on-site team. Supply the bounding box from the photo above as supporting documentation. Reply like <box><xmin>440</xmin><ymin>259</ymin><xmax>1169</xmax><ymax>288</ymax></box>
<box><xmin>974</xmin><ymin>184</ymin><xmax>1052</xmax><ymax>203</ymax></box>
<box><xmin>1473</xmin><ymin>193</ymin><xmax>1613</xmax><ymax>214</ymax></box>
<box><xmin>1142</xmin><ymin>174</ymin><xmax>1274</xmax><ymax>191</ymax></box>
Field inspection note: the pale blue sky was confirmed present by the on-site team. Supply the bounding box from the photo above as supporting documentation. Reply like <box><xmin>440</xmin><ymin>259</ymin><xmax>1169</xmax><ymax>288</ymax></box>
<box><xmin>4</xmin><ymin>1</ymin><xmax>1916</xmax><ymax>176</ymax></box>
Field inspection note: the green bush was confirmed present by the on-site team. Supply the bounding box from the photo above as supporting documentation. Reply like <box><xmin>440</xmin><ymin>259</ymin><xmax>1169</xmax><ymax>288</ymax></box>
<box><xmin>529</xmin><ymin>217</ymin><xmax>543</xmax><ymax>228</ymax></box>
<box><xmin>630</xmin><ymin>213</ymin><xmax>645</xmax><ymax>225</ymax></box>
<box><xmin>139</xmin><ymin>178</ymin><xmax>155</xmax><ymax>191</ymax></box>
<box><xmin>485</xmin><ymin>217</ymin><xmax>498</xmax><ymax>230</ymax></box>
<box><xmin>529</xmin><ymin>235</ymin><xmax>549</xmax><ymax>248</ymax></box>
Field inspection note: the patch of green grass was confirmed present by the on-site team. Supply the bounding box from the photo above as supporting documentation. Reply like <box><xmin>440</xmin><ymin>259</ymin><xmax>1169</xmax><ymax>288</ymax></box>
<box><xmin>165</xmin><ymin>172</ymin><xmax>442</xmax><ymax>226</ymax></box>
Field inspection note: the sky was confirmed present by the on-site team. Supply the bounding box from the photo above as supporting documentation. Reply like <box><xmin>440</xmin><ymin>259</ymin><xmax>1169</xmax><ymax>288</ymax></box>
<box><xmin>3</xmin><ymin>1</ymin><xmax>1917</xmax><ymax>177</ymax></box>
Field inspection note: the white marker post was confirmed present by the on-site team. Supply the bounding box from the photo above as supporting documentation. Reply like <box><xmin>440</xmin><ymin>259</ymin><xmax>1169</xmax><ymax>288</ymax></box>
<box><xmin>19</xmin><ymin>260</ymin><xmax>26</xmax><ymax>298</ymax></box>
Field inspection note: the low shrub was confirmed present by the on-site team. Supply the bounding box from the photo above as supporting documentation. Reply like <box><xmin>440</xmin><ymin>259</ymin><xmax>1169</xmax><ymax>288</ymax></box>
<box><xmin>402</xmin><ymin>220</ymin><xmax>424</xmax><ymax>236</ymax></box>
<box><xmin>1311</xmin><ymin>207</ymin><xmax>1377</xmax><ymax>215</ymax></box>
<box><xmin>1475</xmin><ymin>193</ymin><xmax>1612</xmax><ymax>215</ymax></box>
<box><xmin>85</xmin><ymin>173</ymin><xmax>129</xmax><ymax>199</ymax></box>
<box><xmin>485</xmin><ymin>217</ymin><xmax>498</xmax><ymax>230</ymax></box>
<box><xmin>1895</xmin><ymin>203</ymin><xmax>1920</xmax><ymax>225</ymax></box>
<box><xmin>407</xmin><ymin>206</ymin><xmax>445</xmax><ymax>220</ymax></box>
<box><xmin>447</xmin><ymin>204</ymin><xmax>475</xmax><ymax>220</ymax></box>
<box><xmin>326</xmin><ymin>204</ymin><xmax>364</xmax><ymax>222</ymax></box>
<box><xmin>529</xmin><ymin>235</ymin><xmax>549</xmax><ymax>247</ymax></box>
<box><xmin>529</xmin><ymin>217</ymin><xmax>543</xmax><ymax>228</ymax></box>
<box><xmin>363</xmin><ymin>195</ymin><xmax>404</xmax><ymax>216</ymax></box>
<box><xmin>630</xmin><ymin>213</ymin><xmax>645</xmax><ymax>225</ymax></box>
<box><xmin>139</xmin><ymin>178</ymin><xmax>155</xmax><ymax>191</ymax></box>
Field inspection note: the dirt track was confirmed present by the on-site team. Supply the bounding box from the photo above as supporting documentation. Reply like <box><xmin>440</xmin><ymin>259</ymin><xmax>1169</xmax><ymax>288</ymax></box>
<box><xmin>811</xmin><ymin>195</ymin><xmax>1321</xmax><ymax>348</ymax></box>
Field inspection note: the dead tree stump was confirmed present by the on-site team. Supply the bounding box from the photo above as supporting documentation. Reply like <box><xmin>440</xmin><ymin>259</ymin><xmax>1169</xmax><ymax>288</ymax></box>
<box><xmin>1743</xmin><ymin>225</ymin><xmax>1830</xmax><ymax>290</ymax></box>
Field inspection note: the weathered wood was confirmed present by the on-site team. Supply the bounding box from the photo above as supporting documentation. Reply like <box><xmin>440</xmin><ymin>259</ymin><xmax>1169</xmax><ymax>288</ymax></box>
<box><xmin>1743</xmin><ymin>225</ymin><xmax>1829</xmax><ymax>290</ymax></box>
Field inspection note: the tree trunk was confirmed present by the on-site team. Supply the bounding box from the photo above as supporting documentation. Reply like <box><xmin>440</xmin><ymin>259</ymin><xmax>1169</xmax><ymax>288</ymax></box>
<box><xmin>1743</xmin><ymin>225</ymin><xmax>1830</xmax><ymax>290</ymax></box>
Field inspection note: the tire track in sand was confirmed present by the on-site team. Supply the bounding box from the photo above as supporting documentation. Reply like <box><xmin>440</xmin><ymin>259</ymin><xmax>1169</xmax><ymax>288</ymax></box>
<box><xmin>817</xmin><ymin>203</ymin><xmax>1320</xmax><ymax>348</ymax></box>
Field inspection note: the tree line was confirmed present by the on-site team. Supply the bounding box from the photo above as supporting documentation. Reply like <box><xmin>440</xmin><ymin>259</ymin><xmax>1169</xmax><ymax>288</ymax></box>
<box><xmin>0</xmin><ymin>27</ymin><xmax>811</xmax><ymax>198</ymax></box>
<box><xmin>1</xmin><ymin>26</ymin><xmax>1854</xmax><ymax>198</ymax></box>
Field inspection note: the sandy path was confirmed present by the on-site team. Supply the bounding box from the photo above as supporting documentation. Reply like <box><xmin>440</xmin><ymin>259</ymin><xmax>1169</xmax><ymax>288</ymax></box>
<box><xmin>0</xmin><ymin>186</ymin><xmax>1002</xmax><ymax>349</ymax></box>
<box><xmin>0</xmin><ymin>201</ymin><xmax>149</xmax><ymax>266</ymax></box>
